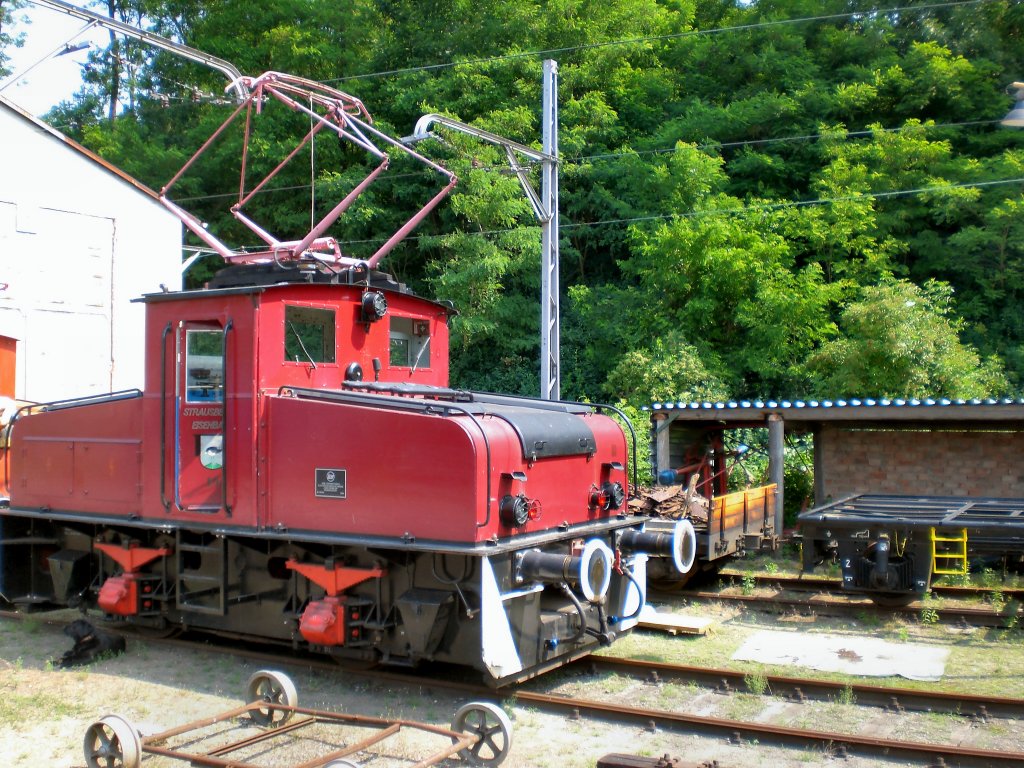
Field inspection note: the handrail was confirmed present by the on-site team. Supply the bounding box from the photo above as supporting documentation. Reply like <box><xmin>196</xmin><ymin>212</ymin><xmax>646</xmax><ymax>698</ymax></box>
<box><xmin>221</xmin><ymin>319</ymin><xmax>233</xmax><ymax>517</ymax></box>
<box><xmin>11</xmin><ymin>388</ymin><xmax>142</xmax><ymax>415</ymax></box>
<box><xmin>159</xmin><ymin>322</ymin><xmax>173</xmax><ymax>511</ymax></box>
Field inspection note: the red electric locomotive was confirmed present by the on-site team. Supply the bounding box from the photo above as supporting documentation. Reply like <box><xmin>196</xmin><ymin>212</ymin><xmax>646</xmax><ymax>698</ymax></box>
<box><xmin>0</xmin><ymin>73</ymin><xmax>690</xmax><ymax>684</ymax></box>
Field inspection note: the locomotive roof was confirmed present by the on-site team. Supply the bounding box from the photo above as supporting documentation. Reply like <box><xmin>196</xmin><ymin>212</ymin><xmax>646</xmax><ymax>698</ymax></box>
<box><xmin>137</xmin><ymin>262</ymin><xmax>455</xmax><ymax>315</ymax></box>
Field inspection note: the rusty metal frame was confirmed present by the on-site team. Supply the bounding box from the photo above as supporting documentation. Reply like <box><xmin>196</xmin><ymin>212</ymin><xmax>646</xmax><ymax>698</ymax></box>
<box><xmin>139</xmin><ymin>699</ymin><xmax>478</xmax><ymax>768</ymax></box>
<box><xmin>160</xmin><ymin>71</ymin><xmax>457</xmax><ymax>269</ymax></box>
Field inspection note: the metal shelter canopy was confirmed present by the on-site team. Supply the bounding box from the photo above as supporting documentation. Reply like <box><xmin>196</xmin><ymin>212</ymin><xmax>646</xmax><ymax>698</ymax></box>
<box><xmin>648</xmin><ymin>397</ymin><xmax>1024</xmax><ymax>427</ymax></box>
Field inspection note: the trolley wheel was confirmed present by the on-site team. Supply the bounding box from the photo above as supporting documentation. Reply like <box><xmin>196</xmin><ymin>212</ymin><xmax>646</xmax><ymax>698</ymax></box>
<box><xmin>451</xmin><ymin>701</ymin><xmax>513</xmax><ymax>766</ymax></box>
<box><xmin>245</xmin><ymin>670</ymin><xmax>298</xmax><ymax>727</ymax></box>
<box><xmin>83</xmin><ymin>714</ymin><xmax>141</xmax><ymax>768</ymax></box>
<box><xmin>869</xmin><ymin>592</ymin><xmax>918</xmax><ymax>608</ymax></box>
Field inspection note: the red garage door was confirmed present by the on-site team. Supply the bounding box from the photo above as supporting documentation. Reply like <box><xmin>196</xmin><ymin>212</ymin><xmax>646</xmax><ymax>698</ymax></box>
<box><xmin>0</xmin><ymin>335</ymin><xmax>14</xmax><ymax>398</ymax></box>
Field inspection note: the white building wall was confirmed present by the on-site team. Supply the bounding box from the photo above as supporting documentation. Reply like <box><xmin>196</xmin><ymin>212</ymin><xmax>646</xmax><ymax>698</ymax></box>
<box><xmin>0</xmin><ymin>101</ymin><xmax>181</xmax><ymax>402</ymax></box>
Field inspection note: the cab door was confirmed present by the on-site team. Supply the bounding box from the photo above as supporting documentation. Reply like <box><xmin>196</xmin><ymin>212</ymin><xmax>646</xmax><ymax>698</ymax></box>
<box><xmin>174</xmin><ymin>322</ymin><xmax>228</xmax><ymax>512</ymax></box>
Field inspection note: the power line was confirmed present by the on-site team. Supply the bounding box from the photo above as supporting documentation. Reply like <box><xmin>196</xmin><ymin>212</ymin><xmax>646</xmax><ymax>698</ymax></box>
<box><xmin>321</xmin><ymin>175</ymin><xmax>1024</xmax><ymax>250</ymax></box>
<box><xmin>163</xmin><ymin>117</ymin><xmax>1012</xmax><ymax>205</ymax></box>
<box><xmin>572</xmin><ymin>120</ymin><xmax>1004</xmax><ymax>164</ymax></box>
<box><xmin>325</xmin><ymin>0</ymin><xmax>989</xmax><ymax>85</ymax></box>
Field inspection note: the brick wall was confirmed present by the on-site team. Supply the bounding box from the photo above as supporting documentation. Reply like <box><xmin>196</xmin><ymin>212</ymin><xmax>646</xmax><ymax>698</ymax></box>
<box><xmin>820</xmin><ymin>426</ymin><xmax>1024</xmax><ymax>499</ymax></box>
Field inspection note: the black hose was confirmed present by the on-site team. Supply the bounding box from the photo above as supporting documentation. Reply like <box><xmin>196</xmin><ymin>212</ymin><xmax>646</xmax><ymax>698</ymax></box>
<box><xmin>619</xmin><ymin>565</ymin><xmax>644</xmax><ymax>621</ymax></box>
<box><xmin>559</xmin><ymin>583</ymin><xmax>587</xmax><ymax>644</ymax></box>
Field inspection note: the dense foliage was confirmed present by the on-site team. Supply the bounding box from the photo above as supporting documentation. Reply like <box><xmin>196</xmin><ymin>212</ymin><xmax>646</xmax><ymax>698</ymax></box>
<box><xmin>7</xmin><ymin>0</ymin><xmax>1024</xmax><ymax>410</ymax></box>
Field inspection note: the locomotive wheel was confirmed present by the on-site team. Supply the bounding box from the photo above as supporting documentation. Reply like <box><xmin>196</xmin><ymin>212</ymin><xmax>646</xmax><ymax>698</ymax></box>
<box><xmin>132</xmin><ymin>619</ymin><xmax>182</xmax><ymax>639</ymax></box>
<box><xmin>869</xmin><ymin>592</ymin><xmax>919</xmax><ymax>608</ymax></box>
<box><xmin>245</xmin><ymin>670</ymin><xmax>298</xmax><ymax>727</ymax></box>
<box><xmin>83</xmin><ymin>714</ymin><xmax>141</xmax><ymax>768</ymax></box>
<box><xmin>451</xmin><ymin>701</ymin><xmax>513</xmax><ymax>766</ymax></box>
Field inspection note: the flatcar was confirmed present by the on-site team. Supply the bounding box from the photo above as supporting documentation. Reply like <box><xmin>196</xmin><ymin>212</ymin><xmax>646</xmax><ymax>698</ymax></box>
<box><xmin>0</xmin><ymin>72</ymin><xmax>690</xmax><ymax>685</ymax></box>
<box><xmin>644</xmin><ymin>427</ymin><xmax>778</xmax><ymax>589</ymax></box>
<box><xmin>799</xmin><ymin>493</ymin><xmax>1024</xmax><ymax>605</ymax></box>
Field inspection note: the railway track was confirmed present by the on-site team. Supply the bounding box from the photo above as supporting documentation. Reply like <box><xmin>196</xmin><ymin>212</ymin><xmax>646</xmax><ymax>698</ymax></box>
<box><xmin>730</xmin><ymin>572</ymin><xmax>1024</xmax><ymax>602</ymax></box>
<box><xmin>661</xmin><ymin>575</ymin><xmax>1023</xmax><ymax>627</ymax></box>
<box><xmin>581</xmin><ymin>656</ymin><xmax>1023</xmax><ymax>719</ymax></box>
<box><xmin>4</xmin><ymin>608</ymin><xmax>1024</xmax><ymax>767</ymax></box>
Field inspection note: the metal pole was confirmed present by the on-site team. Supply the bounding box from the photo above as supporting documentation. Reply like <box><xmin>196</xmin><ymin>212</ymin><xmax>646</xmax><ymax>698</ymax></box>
<box><xmin>768</xmin><ymin>414</ymin><xmax>785</xmax><ymax>537</ymax></box>
<box><xmin>540</xmin><ymin>59</ymin><xmax>559</xmax><ymax>400</ymax></box>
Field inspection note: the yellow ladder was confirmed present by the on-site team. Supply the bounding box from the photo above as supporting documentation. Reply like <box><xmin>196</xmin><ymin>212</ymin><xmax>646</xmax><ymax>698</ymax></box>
<box><xmin>930</xmin><ymin>527</ymin><xmax>968</xmax><ymax>575</ymax></box>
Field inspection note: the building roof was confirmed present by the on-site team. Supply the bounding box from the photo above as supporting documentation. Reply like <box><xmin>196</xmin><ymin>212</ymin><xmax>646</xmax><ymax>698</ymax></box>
<box><xmin>0</xmin><ymin>94</ymin><xmax>161</xmax><ymax>201</ymax></box>
<box><xmin>647</xmin><ymin>397</ymin><xmax>1024</xmax><ymax>426</ymax></box>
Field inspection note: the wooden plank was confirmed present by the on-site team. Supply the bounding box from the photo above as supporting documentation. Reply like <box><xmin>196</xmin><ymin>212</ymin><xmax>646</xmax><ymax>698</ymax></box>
<box><xmin>637</xmin><ymin>610</ymin><xmax>715</xmax><ymax>636</ymax></box>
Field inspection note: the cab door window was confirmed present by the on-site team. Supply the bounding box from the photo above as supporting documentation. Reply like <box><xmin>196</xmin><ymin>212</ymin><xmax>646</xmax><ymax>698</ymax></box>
<box><xmin>185</xmin><ymin>329</ymin><xmax>224</xmax><ymax>402</ymax></box>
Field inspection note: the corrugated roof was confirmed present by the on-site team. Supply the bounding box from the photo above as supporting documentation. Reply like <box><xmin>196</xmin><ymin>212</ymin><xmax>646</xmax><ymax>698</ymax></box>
<box><xmin>647</xmin><ymin>397</ymin><xmax>1024</xmax><ymax>412</ymax></box>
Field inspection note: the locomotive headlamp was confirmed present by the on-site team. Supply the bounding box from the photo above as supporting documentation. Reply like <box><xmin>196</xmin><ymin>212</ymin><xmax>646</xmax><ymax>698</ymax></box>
<box><xmin>361</xmin><ymin>291</ymin><xmax>388</xmax><ymax>322</ymax></box>
<box><xmin>618</xmin><ymin>518</ymin><xmax>697</xmax><ymax>575</ymax></box>
<box><xmin>603</xmin><ymin>481</ymin><xmax>625</xmax><ymax>510</ymax></box>
<box><xmin>344</xmin><ymin>362</ymin><xmax>364</xmax><ymax>381</ymax></box>
<box><xmin>500</xmin><ymin>494</ymin><xmax>530</xmax><ymax>527</ymax></box>
<box><xmin>590</xmin><ymin>481</ymin><xmax>625</xmax><ymax>511</ymax></box>
<box><xmin>515</xmin><ymin>539</ymin><xmax>614</xmax><ymax>602</ymax></box>
<box><xmin>501</xmin><ymin>494</ymin><xmax>541</xmax><ymax>527</ymax></box>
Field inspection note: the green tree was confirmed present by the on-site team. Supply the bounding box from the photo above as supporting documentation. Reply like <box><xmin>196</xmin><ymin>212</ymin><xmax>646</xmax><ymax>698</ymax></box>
<box><xmin>0</xmin><ymin>0</ymin><xmax>26</xmax><ymax>78</ymax></box>
<box><xmin>603</xmin><ymin>332</ymin><xmax>729</xmax><ymax>404</ymax></box>
<box><xmin>802</xmin><ymin>279</ymin><xmax>1009</xmax><ymax>398</ymax></box>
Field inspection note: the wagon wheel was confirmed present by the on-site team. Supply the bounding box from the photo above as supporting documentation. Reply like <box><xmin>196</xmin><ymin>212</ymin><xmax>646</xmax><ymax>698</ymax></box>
<box><xmin>651</xmin><ymin>562</ymin><xmax>721</xmax><ymax>593</ymax></box>
<box><xmin>649</xmin><ymin>567</ymin><xmax>698</xmax><ymax>593</ymax></box>
<box><xmin>245</xmin><ymin>670</ymin><xmax>298</xmax><ymax>727</ymax></box>
<box><xmin>451</xmin><ymin>701</ymin><xmax>513</xmax><ymax>766</ymax></box>
<box><xmin>83</xmin><ymin>714</ymin><xmax>141</xmax><ymax>768</ymax></box>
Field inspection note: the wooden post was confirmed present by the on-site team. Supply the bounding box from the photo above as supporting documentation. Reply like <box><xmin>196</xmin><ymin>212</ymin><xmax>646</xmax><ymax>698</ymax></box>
<box><xmin>768</xmin><ymin>414</ymin><xmax>785</xmax><ymax>535</ymax></box>
<box><xmin>813</xmin><ymin>425</ymin><xmax>825</xmax><ymax>506</ymax></box>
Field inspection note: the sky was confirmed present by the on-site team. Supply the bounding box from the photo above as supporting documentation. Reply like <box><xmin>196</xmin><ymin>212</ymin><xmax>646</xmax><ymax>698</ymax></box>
<box><xmin>1</xmin><ymin>3</ymin><xmax>111</xmax><ymax>115</ymax></box>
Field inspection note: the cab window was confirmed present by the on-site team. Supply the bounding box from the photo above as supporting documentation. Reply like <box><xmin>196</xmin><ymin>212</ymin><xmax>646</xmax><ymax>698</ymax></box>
<box><xmin>389</xmin><ymin>316</ymin><xmax>430</xmax><ymax>369</ymax></box>
<box><xmin>185</xmin><ymin>329</ymin><xmax>224</xmax><ymax>403</ymax></box>
<box><xmin>284</xmin><ymin>305</ymin><xmax>336</xmax><ymax>364</ymax></box>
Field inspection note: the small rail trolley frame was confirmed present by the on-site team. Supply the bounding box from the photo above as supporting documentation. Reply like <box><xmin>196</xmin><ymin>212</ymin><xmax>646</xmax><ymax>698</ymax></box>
<box><xmin>83</xmin><ymin>670</ymin><xmax>512</xmax><ymax>768</ymax></box>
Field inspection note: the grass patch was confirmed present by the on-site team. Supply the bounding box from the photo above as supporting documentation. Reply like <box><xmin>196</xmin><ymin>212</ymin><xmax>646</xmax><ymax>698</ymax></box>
<box><xmin>0</xmin><ymin>677</ymin><xmax>89</xmax><ymax>725</ymax></box>
<box><xmin>745</xmin><ymin>670</ymin><xmax>769</xmax><ymax>696</ymax></box>
<box><xmin>720</xmin><ymin>693</ymin><xmax>764</xmax><ymax>721</ymax></box>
